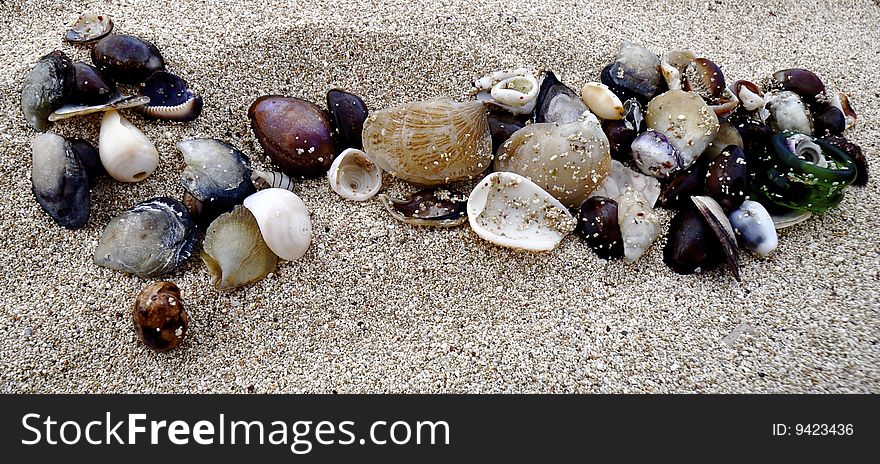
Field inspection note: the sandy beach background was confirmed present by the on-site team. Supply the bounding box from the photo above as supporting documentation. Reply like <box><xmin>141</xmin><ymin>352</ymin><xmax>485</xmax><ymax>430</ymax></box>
<box><xmin>1</xmin><ymin>0</ymin><xmax>877</xmax><ymax>393</ymax></box>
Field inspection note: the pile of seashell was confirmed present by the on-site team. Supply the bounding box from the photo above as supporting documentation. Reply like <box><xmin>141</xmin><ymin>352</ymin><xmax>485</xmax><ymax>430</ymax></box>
<box><xmin>23</xmin><ymin>14</ymin><xmax>869</xmax><ymax>352</ymax></box>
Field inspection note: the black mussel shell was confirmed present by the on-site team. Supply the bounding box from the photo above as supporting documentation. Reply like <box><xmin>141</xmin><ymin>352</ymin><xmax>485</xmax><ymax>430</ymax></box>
<box><xmin>601</xmin><ymin>46</ymin><xmax>666</xmax><ymax>104</ymax></box>
<box><xmin>21</xmin><ymin>50</ymin><xmax>73</xmax><ymax>131</ymax></box>
<box><xmin>658</xmin><ymin>161</ymin><xmax>707</xmax><ymax>210</ymax></box>
<box><xmin>728</xmin><ymin>113</ymin><xmax>773</xmax><ymax>162</ymax></box>
<box><xmin>64</xmin><ymin>13</ymin><xmax>113</xmax><ymax>44</ymax></box>
<box><xmin>70</xmin><ymin>62</ymin><xmax>116</xmax><ymax>105</ymax></box>
<box><xmin>770</xmin><ymin>68</ymin><xmax>825</xmax><ymax>104</ymax></box>
<box><xmin>706</xmin><ymin>145</ymin><xmax>748</xmax><ymax>212</ymax></box>
<box><xmin>69</xmin><ymin>138</ymin><xmax>104</xmax><ymax>188</ymax></box>
<box><xmin>683</xmin><ymin>58</ymin><xmax>726</xmax><ymax>100</ymax></box>
<box><xmin>139</xmin><ymin>71</ymin><xmax>202</xmax><ymax>121</ymax></box>
<box><xmin>326</xmin><ymin>89</ymin><xmax>368</xmax><ymax>151</ymax></box>
<box><xmin>30</xmin><ymin>133</ymin><xmax>90</xmax><ymax>229</ymax></box>
<box><xmin>92</xmin><ymin>35</ymin><xmax>165</xmax><ymax>84</ymax></box>
<box><xmin>812</xmin><ymin>104</ymin><xmax>845</xmax><ymax>136</ymax></box>
<box><xmin>379</xmin><ymin>188</ymin><xmax>467</xmax><ymax>227</ymax></box>
<box><xmin>533</xmin><ymin>71</ymin><xmax>587</xmax><ymax>124</ymax></box>
<box><xmin>601</xmin><ymin>120</ymin><xmax>636</xmax><ymax>162</ymax></box>
<box><xmin>577</xmin><ymin>196</ymin><xmax>624</xmax><ymax>259</ymax></box>
<box><xmin>822</xmin><ymin>136</ymin><xmax>868</xmax><ymax>186</ymax></box>
<box><xmin>692</xmin><ymin>196</ymin><xmax>740</xmax><ymax>281</ymax></box>
<box><xmin>488</xmin><ymin>111</ymin><xmax>527</xmax><ymax>155</ymax></box>
<box><xmin>663</xmin><ymin>208</ymin><xmax>724</xmax><ymax>275</ymax></box>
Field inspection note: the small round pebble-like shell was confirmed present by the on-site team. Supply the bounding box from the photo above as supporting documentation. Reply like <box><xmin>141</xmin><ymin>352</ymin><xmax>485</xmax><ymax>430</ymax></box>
<box><xmin>132</xmin><ymin>281</ymin><xmax>187</xmax><ymax>352</ymax></box>
<box><xmin>645</xmin><ymin>90</ymin><xmax>719</xmax><ymax>168</ymax></box>
<box><xmin>362</xmin><ymin>98</ymin><xmax>492</xmax><ymax>186</ymax></box>
<box><xmin>580</xmin><ymin>82</ymin><xmax>625</xmax><ymax>120</ymax></box>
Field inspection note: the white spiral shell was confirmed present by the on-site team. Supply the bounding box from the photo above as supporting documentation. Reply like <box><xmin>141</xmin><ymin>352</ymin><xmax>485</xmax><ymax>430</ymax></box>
<box><xmin>242</xmin><ymin>188</ymin><xmax>312</xmax><ymax>261</ymax></box>
<box><xmin>327</xmin><ymin>148</ymin><xmax>382</xmax><ymax>201</ymax></box>
<box><xmin>98</xmin><ymin>109</ymin><xmax>158</xmax><ymax>182</ymax></box>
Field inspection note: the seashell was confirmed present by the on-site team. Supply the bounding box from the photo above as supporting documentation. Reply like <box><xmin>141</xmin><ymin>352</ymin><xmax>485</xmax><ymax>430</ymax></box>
<box><xmin>728</xmin><ymin>113</ymin><xmax>773</xmax><ymax>160</ymax></box>
<box><xmin>577</xmin><ymin>196</ymin><xmax>623</xmax><ymax>259</ymax></box>
<box><xmin>811</xmin><ymin>104</ymin><xmax>845</xmax><ymax>136</ymax></box>
<box><xmin>822</xmin><ymin>135</ymin><xmax>867</xmax><ymax>187</ymax></box>
<box><xmin>728</xmin><ymin>200</ymin><xmax>777</xmax><ymax>257</ymax></box>
<box><xmin>591</xmin><ymin>159</ymin><xmax>661</xmax><ymax>208</ymax></box>
<box><xmin>602</xmin><ymin>42</ymin><xmax>664</xmax><ymax>103</ymax></box>
<box><xmin>683</xmin><ymin>58</ymin><xmax>725</xmax><ymax>100</ymax></box>
<box><xmin>702</xmin><ymin>120</ymin><xmax>744</xmax><ymax>162</ymax></box>
<box><xmin>474</xmin><ymin>68</ymin><xmax>543</xmax><ymax>114</ymax></box>
<box><xmin>30</xmin><ymin>133</ymin><xmax>90</xmax><ymax>229</ymax></box>
<box><xmin>252</xmin><ymin>170</ymin><xmax>295</xmax><ymax>192</ymax></box>
<box><xmin>732</xmin><ymin>80</ymin><xmax>765</xmax><ymax>112</ymax></box>
<box><xmin>630</xmin><ymin>129</ymin><xmax>682</xmax><ymax>178</ymax></box>
<box><xmin>69</xmin><ymin>138</ymin><xmax>104</xmax><ymax>188</ymax></box>
<box><xmin>659</xmin><ymin>49</ymin><xmax>696</xmax><ymax>91</ymax></box>
<box><xmin>829</xmin><ymin>91</ymin><xmax>856</xmax><ymax>129</ymax></box>
<box><xmin>380</xmin><ymin>188</ymin><xmax>468</xmax><ymax>227</ymax></box>
<box><xmin>133</xmin><ymin>281</ymin><xmax>187</xmax><ymax>352</ymax></box>
<box><xmin>768</xmin><ymin>207</ymin><xmax>812</xmax><ymax>230</ymax></box>
<box><xmin>487</xmin><ymin>111</ymin><xmax>526</xmax><ymax>155</ymax></box>
<box><xmin>706</xmin><ymin>145</ymin><xmax>748</xmax><ymax>212</ymax></box>
<box><xmin>91</xmin><ymin>35</ymin><xmax>165</xmax><ymax>84</ymax></box>
<box><xmin>580</xmin><ymin>82</ymin><xmax>624</xmax><ymax>120</ymax></box>
<box><xmin>658</xmin><ymin>161</ymin><xmax>707</xmax><ymax>210</ymax></box>
<box><xmin>48</xmin><ymin>94</ymin><xmax>150</xmax><ymax>122</ymax></box>
<box><xmin>467</xmin><ymin>171</ymin><xmax>576</xmax><ymax>251</ymax></box>
<box><xmin>766</xmin><ymin>91</ymin><xmax>813</xmax><ymax>135</ymax></box>
<box><xmin>327</xmin><ymin>148</ymin><xmax>382</xmax><ymax>201</ymax></box>
<box><xmin>362</xmin><ymin>98</ymin><xmax>492</xmax><ymax>186</ymax></box>
<box><xmin>663</xmin><ymin>208</ymin><xmax>724</xmax><ymax>275</ymax></box>
<box><xmin>771</xmin><ymin>68</ymin><xmax>825</xmax><ymax>104</ymax></box>
<box><xmin>708</xmin><ymin>87</ymin><xmax>740</xmax><ymax>117</ymax></box>
<box><xmin>249</xmin><ymin>96</ymin><xmax>336</xmax><ymax>178</ymax></box>
<box><xmin>69</xmin><ymin>62</ymin><xmax>116</xmax><ymax>105</ymax></box>
<box><xmin>645</xmin><ymin>89</ymin><xmax>719</xmax><ymax>169</ymax></box>
<box><xmin>182</xmin><ymin>191</ymin><xmax>203</xmax><ymax>220</ymax></box>
<box><xmin>201</xmin><ymin>206</ymin><xmax>278</xmax><ymax>290</ymax></box>
<box><xmin>533</xmin><ymin>71</ymin><xmax>588</xmax><ymax>124</ymax></box>
<box><xmin>600</xmin><ymin>98</ymin><xmax>643</xmax><ymax>161</ymax></box>
<box><xmin>691</xmin><ymin>195</ymin><xmax>740</xmax><ymax>280</ymax></box>
<box><xmin>326</xmin><ymin>88</ymin><xmax>368</xmax><ymax>151</ymax></box>
<box><xmin>242</xmin><ymin>188</ymin><xmax>312</xmax><ymax>261</ymax></box>
<box><xmin>94</xmin><ymin>197</ymin><xmax>197</xmax><ymax>277</ymax></box>
<box><xmin>177</xmin><ymin>139</ymin><xmax>256</xmax><ymax>218</ymax></box>
<box><xmin>98</xmin><ymin>110</ymin><xmax>159</xmax><ymax>182</ymax></box>
<box><xmin>495</xmin><ymin>113</ymin><xmax>611</xmax><ymax>208</ymax></box>
<box><xmin>617</xmin><ymin>187</ymin><xmax>661</xmax><ymax>262</ymax></box>
<box><xmin>65</xmin><ymin>13</ymin><xmax>113</xmax><ymax>44</ymax></box>
<box><xmin>139</xmin><ymin>72</ymin><xmax>203</xmax><ymax>122</ymax></box>
<box><xmin>21</xmin><ymin>51</ymin><xmax>73</xmax><ymax>131</ymax></box>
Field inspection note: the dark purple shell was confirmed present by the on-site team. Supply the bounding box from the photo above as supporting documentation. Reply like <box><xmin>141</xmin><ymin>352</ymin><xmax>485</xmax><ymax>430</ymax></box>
<box><xmin>601</xmin><ymin>120</ymin><xmax>636</xmax><ymax>162</ymax></box>
<box><xmin>577</xmin><ymin>196</ymin><xmax>623</xmax><ymax>259</ymax></box>
<box><xmin>91</xmin><ymin>35</ymin><xmax>165</xmax><ymax>84</ymax></box>
<box><xmin>70</xmin><ymin>62</ymin><xmax>116</xmax><ymax>105</ymax></box>
<box><xmin>139</xmin><ymin>71</ymin><xmax>202</xmax><ymax>122</ymax></box>
<box><xmin>771</xmin><ymin>68</ymin><xmax>825</xmax><ymax>103</ymax></box>
<box><xmin>683</xmin><ymin>58</ymin><xmax>726</xmax><ymax>100</ymax></box>
<box><xmin>488</xmin><ymin>111</ymin><xmax>527</xmax><ymax>155</ymax></box>
<box><xmin>249</xmin><ymin>96</ymin><xmax>336</xmax><ymax>178</ymax></box>
<box><xmin>706</xmin><ymin>145</ymin><xmax>748</xmax><ymax>212</ymax></box>
<box><xmin>663</xmin><ymin>208</ymin><xmax>723</xmax><ymax>275</ymax></box>
<box><xmin>658</xmin><ymin>162</ymin><xmax>707</xmax><ymax>210</ymax></box>
<box><xmin>822</xmin><ymin>136</ymin><xmax>868</xmax><ymax>186</ymax></box>
<box><xmin>811</xmin><ymin>104</ymin><xmax>845</xmax><ymax>136</ymax></box>
<box><xmin>327</xmin><ymin>89</ymin><xmax>368</xmax><ymax>151</ymax></box>
<box><xmin>69</xmin><ymin>138</ymin><xmax>104</xmax><ymax>188</ymax></box>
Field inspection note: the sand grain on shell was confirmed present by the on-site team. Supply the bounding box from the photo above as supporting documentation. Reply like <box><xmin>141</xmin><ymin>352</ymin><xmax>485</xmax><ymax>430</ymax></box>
<box><xmin>1</xmin><ymin>0</ymin><xmax>878</xmax><ymax>393</ymax></box>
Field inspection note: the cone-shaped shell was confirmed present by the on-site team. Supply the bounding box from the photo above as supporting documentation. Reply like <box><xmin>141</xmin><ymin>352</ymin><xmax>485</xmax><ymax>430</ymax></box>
<box><xmin>99</xmin><ymin>109</ymin><xmax>158</xmax><ymax>182</ymax></box>
<box><xmin>362</xmin><ymin>98</ymin><xmax>492</xmax><ymax>186</ymax></box>
<box><xmin>201</xmin><ymin>206</ymin><xmax>277</xmax><ymax>289</ymax></box>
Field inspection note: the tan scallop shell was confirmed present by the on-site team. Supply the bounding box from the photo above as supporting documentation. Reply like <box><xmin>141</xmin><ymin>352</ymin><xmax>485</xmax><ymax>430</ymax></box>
<box><xmin>201</xmin><ymin>206</ymin><xmax>277</xmax><ymax>290</ymax></box>
<box><xmin>361</xmin><ymin>98</ymin><xmax>492</xmax><ymax>186</ymax></box>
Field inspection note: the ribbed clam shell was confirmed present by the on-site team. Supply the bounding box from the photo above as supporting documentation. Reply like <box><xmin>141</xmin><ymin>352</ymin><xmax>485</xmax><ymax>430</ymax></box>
<box><xmin>98</xmin><ymin>110</ymin><xmax>158</xmax><ymax>182</ymax></box>
<box><xmin>645</xmin><ymin>90</ymin><xmax>719</xmax><ymax>168</ymax></box>
<box><xmin>242</xmin><ymin>188</ymin><xmax>312</xmax><ymax>261</ymax></box>
<box><xmin>467</xmin><ymin>172</ymin><xmax>576</xmax><ymax>252</ymax></box>
<box><xmin>201</xmin><ymin>206</ymin><xmax>277</xmax><ymax>290</ymax></box>
<box><xmin>617</xmin><ymin>187</ymin><xmax>660</xmax><ymax>262</ymax></box>
<box><xmin>494</xmin><ymin>113</ymin><xmax>611</xmax><ymax>208</ymax></box>
<box><xmin>327</xmin><ymin>148</ymin><xmax>382</xmax><ymax>201</ymax></box>
<box><xmin>362</xmin><ymin>98</ymin><xmax>492</xmax><ymax>186</ymax></box>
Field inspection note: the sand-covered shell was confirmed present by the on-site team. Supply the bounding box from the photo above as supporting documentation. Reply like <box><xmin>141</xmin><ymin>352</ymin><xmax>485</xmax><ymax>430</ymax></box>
<box><xmin>660</xmin><ymin>49</ymin><xmax>696</xmax><ymax>91</ymax></box>
<box><xmin>94</xmin><ymin>198</ymin><xmax>197</xmax><ymax>277</ymax></box>
<box><xmin>243</xmin><ymin>188</ymin><xmax>312</xmax><ymax>261</ymax></box>
<box><xmin>65</xmin><ymin>13</ymin><xmax>113</xmax><ymax>44</ymax></box>
<box><xmin>577</xmin><ymin>196</ymin><xmax>624</xmax><ymax>259</ymax></box>
<box><xmin>733</xmin><ymin>80</ymin><xmax>765</xmax><ymax>112</ymax></box>
<box><xmin>766</xmin><ymin>90</ymin><xmax>813</xmax><ymax>135</ymax></box>
<box><xmin>467</xmin><ymin>172</ymin><xmax>576</xmax><ymax>251</ymax></box>
<box><xmin>630</xmin><ymin>129</ymin><xmax>681</xmax><ymax>178</ymax></box>
<box><xmin>602</xmin><ymin>42</ymin><xmax>664</xmax><ymax>103</ymax></box>
<box><xmin>494</xmin><ymin>113</ymin><xmax>611</xmax><ymax>208</ymax></box>
<box><xmin>646</xmin><ymin>89</ymin><xmax>719</xmax><ymax>168</ymax></box>
<box><xmin>706</xmin><ymin>145</ymin><xmax>748</xmax><ymax>212</ymax></box>
<box><xmin>728</xmin><ymin>200</ymin><xmax>777</xmax><ymax>257</ymax></box>
<box><xmin>617</xmin><ymin>187</ymin><xmax>660</xmax><ymax>261</ymax></box>
<box><xmin>474</xmin><ymin>68</ymin><xmax>543</xmax><ymax>114</ymax></box>
<box><xmin>201</xmin><ymin>206</ymin><xmax>278</xmax><ymax>290</ymax></box>
<box><xmin>327</xmin><ymin>148</ymin><xmax>382</xmax><ymax>201</ymax></box>
<box><xmin>683</xmin><ymin>58</ymin><xmax>726</xmax><ymax>100</ymax></box>
<box><xmin>533</xmin><ymin>71</ymin><xmax>587</xmax><ymax>124</ymax></box>
<box><xmin>21</xmin><ymin>51</ymin><xmax>73</xmax><ymax>131</ymax></box>
<box><xmin>327</xmin><ymin>88</ymin><xmax>368</xmax><ymax>151</ymax></box>
<box><xmin>362</xmin><ymin>98</ymin><xmax>492</xmax><ymax>186</ymax></box>
<box><xmin>380</xmin><ymin>188</ymin><xmax>468</xmax><ymax>227</ymax></box>
<box><xmin>133</xmin><ymin>281</ymin><xmax>187</xmax><ymax>352</ymax></box>
<box><xmin>31</xmin><ymin>133</ymin><xmax>90</xmax><ymax>229</ymax></box>
<box><xmin>178</xmin><ymin>139</ymin><xmax>255</xmax><ymax>218</ymax></box>
<box><xmin>591</xmin><ymin>159</ymin><xmax>660</xmax><ymax>208</ymax></box>
<box><xmin>580</xmin><ymin>82</ymin><xmax>624</xmax><ymax>120</ymax></box>
<box><xmin>91</xmin><ymin>34</ymin><xmax>165</xmax><ymax>84</ymax></box>
<box><xmin>99</xmin><ymin>110</ymin><xmax>159</xmax><ymax>182</ymax></box>
<box><xmin>771</xmin><ymin>68</ymin><xmax>825</xmax><ymax>104</ymax></box>
<box><xmin>703</xmin><ymin>120</ymin><xmax>744</xmax><ymax>161</ymax></box>
<box><xmin>139</xmin><ymin>72</ymin><xmax>203</xmax><ymax>122</ymax></box>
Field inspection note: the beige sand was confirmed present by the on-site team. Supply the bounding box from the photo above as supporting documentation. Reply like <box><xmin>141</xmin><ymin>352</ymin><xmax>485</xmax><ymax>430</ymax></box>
<box><xmin>1</xmin><ymin>0</ymin><xmax>878</xmax><ymax>393</ymax></box>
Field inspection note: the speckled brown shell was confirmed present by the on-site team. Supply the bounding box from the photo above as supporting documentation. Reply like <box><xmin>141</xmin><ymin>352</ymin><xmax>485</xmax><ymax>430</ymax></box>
<box><xmin>361</xmin><ymin>98</ymin><xmax>492</xmax><ymax>186</ymax></box>
<box><xmin>132</xmin><ymin>281</ymin><xmax>188</xmax><ymax>352</ymax></box>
